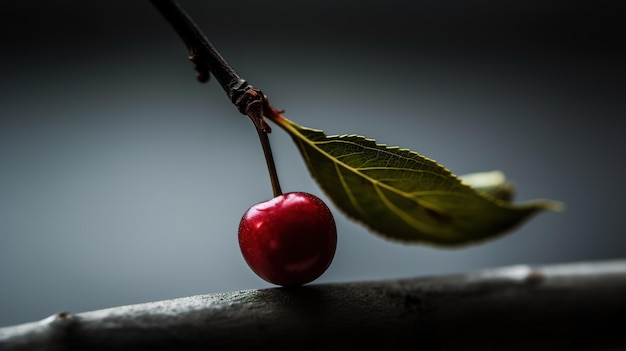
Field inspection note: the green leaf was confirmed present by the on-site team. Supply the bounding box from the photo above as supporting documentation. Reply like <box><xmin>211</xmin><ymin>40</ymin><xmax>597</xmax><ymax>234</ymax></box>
<box><xmin>272</xmin><ymin>115</ymin><xmax>563</xmax><ymax>246</ymax></box>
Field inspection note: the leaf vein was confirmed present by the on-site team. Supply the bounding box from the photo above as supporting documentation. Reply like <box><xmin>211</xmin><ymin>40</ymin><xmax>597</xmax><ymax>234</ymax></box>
<box><xmin>334</xmin><ymin>162</ymin><xmax>367</xmax><ymax>218</ymax></box>
<box><xmin>373</xmin><ymin>183</ymin><xmax>425</xmax><ymax>231</ymax></box>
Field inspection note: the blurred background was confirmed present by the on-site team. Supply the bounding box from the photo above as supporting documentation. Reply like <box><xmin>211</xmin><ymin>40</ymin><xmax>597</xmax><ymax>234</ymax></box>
<box><xmin>1</xmin><ymin>1</ymin><xmax>624</xmax><ymax>327</ymax></box>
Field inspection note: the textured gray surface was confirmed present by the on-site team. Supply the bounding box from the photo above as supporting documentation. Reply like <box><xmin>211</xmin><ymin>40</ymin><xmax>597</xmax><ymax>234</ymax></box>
<box><xmin>2</xmin><ymin>259</ymin><xmax>625</xmax><ymax>350</ymax></box>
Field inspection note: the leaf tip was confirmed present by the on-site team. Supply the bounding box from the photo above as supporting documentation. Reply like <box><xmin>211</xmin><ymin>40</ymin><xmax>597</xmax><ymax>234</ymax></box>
<box><xmin>519</xmin><ymin>199</ymin><xmax>565</xmax><ymax>214</ymax></box>
<box><xmin>540</xmin><ymin>200</ymin><xmax>566</xmax><ymax>212</ymax></box>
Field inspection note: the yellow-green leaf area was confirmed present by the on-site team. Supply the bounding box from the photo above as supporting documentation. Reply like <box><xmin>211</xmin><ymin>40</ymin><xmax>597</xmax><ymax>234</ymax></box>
<box><xmin>273</xmin><ymin>115</ymin><xmax>562</xmax><ymax>246</ymax></box>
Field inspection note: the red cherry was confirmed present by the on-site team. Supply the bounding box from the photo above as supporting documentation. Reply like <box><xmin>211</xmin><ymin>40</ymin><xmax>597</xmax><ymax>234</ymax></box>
<box><xmin>238</xmin><ymin>192</ymin><xmax>337</xmax><ymax>286</ymax></box>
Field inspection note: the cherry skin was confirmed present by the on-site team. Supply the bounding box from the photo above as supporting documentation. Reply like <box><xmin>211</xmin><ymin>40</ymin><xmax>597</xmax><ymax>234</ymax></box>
<box><xmin>238</xmin><ymin>192</ymin><xmax>337</xmax><ymax>287</ymax></box>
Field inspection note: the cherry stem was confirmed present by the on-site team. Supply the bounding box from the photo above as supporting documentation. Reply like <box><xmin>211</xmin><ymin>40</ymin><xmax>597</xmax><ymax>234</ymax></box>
<box><xmin>255</xmin><ymin>125</ymin><xmax>283</xmax><ymax>197</ymax></box>
<box><xmin>151</xmin><ymin>0</ymin><xmax>284</xmax><ymax>197</ymax></box>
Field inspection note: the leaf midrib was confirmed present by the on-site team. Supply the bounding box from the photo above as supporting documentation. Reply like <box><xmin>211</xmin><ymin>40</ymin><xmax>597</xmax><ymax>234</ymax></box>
<box><xmin>282</xmin><ymin>120</ymin><xmax>458</xmax><ymax>221</ymax></box>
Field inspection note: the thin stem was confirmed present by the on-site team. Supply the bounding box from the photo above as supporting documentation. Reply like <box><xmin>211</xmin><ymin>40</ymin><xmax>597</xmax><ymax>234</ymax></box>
<box><xmin>256</xmin><ymin>128</ymin><xmax>283</xmax><ymax>197</ymax></box>
<box><xmin>150</xmin><ymin>0</ymin><xmax>285</xmax><ymax>197</ymax></box>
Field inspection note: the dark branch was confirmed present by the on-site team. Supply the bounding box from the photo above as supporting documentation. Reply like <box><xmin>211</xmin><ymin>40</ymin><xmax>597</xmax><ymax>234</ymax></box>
<box><xmin>2</xmin><ymin>259</ymin><xmax>626</xmax><ymax>350</ymax></box>
<box><xmin>150</xmin><ymin>0</ymin><xmax>285</xmax><ymax>196</ymax></box>
<box><xmin>150</xmin><ymin>0</ymin><xmax>247</xmax><ymax>96</ymax></box>
<box><xmin>150</xmin><ymin>0</ymin><xmax>277</xmax><ymax>117</ymax></box>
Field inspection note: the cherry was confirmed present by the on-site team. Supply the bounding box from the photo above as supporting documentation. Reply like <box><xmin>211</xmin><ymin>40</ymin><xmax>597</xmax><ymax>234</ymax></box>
<box><xmin>238</xmin><ymin>192</ymin><xmax>337</xmax><ymax>286</ymax></box>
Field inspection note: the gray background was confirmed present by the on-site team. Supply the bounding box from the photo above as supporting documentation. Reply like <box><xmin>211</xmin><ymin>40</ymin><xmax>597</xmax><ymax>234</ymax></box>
<box><xmin>1</xmin><ymin>2</ymin><xmax>624</xmax><ymax>327</ymax></box>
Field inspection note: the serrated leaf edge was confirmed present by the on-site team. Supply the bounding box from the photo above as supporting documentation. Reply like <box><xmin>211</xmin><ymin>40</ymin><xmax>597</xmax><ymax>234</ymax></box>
<box><xmin>272</xmin><ymin>115</ymin><xmax>563</xmax><ymax>244</ymax></box>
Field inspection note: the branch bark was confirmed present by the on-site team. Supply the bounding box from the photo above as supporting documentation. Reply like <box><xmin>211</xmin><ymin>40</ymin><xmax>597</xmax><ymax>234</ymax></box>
<box><xmin>150</xmin><ymin>0</ymin><xmax>245</xmax><ymax>95</ymax></box>
<box><xmin>150</xmin><ymin>0</ymin><xmax>274</xmax><ymax>118</ymax></box>
<box><xmin>151</xmin><ymin>0</ymin><xmax>285</xmax><ymax>197</ymax></box>
<box><xmin>2</xmin><ymin>259</ymin><xmax>625</xmax><ymax>350</ymax></box>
